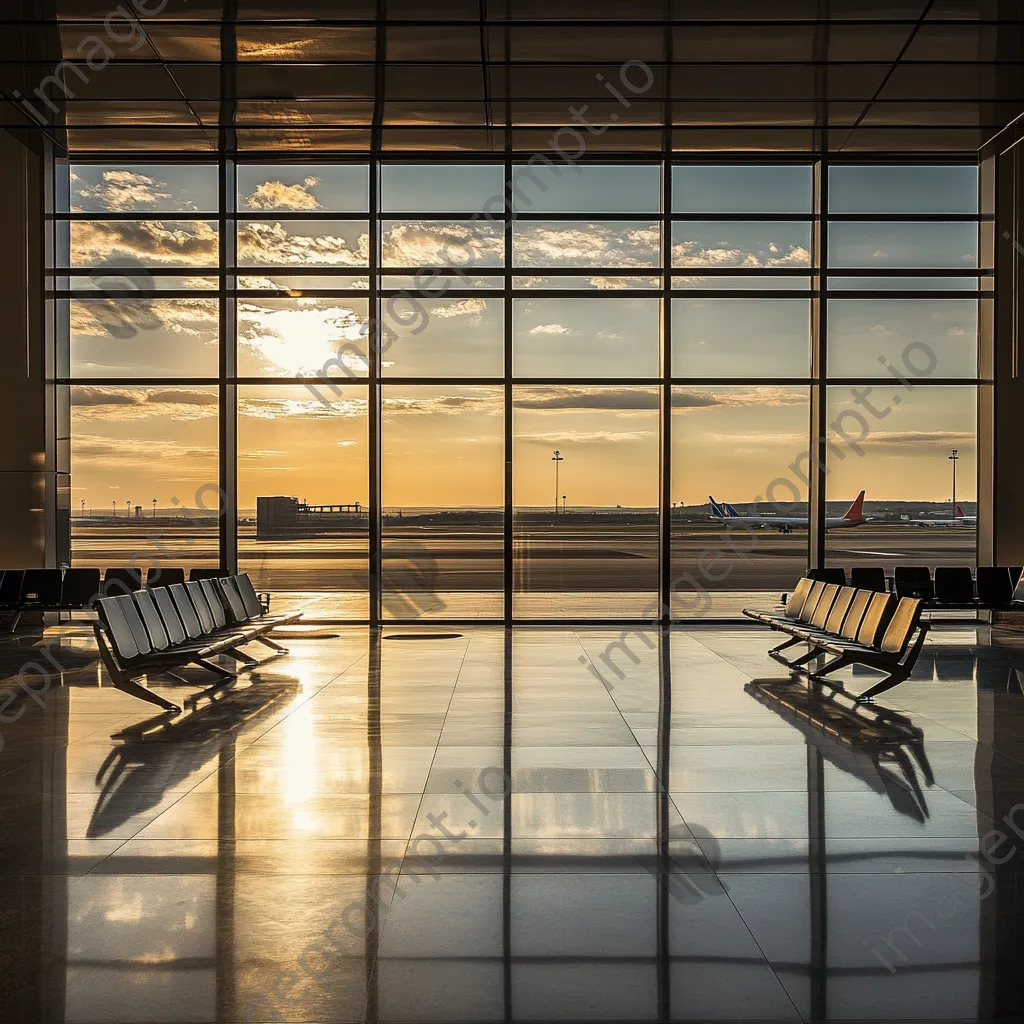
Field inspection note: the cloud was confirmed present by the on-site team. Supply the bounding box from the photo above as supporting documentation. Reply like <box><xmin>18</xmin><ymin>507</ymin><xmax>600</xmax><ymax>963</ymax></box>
<box><xmin>427</xmin><ymin>298</ymin><xmax>488</xmax><ymax>320</ymax></box>
<box><xmin>244</xmin><ymin>179</ymin><xmax>322</xmax><ymax>212</ymax></box>
<box><xmin>337</xmin><ymin>440</ymin><xmax>358</xmax><ymax>447</ymax></box>
<box><xmin>382</xmin><ymin>393</ymin><xmax>502</xmax><ymax>417</ymax></box>
<box><xmin>671</xmin><ymin>390</ymin><xmax>724</xmax><ymax>410</ymax></box>
<box><xmin>868</xmin><ymin>430</ymin><xmax>975</xmax><ymax>449</ymax></box>
<box><xmin>73</xmin><ymin>170</ymin><xmax>174</xmax><ymax>213</ymax></box>
<box><xmin>71</xmin><ymin>386</ymin><xmax>218</xmax><ymax>422</ymax></box>
<box><xmin>515</xmin><ymin>223</ymin><xmax>659</xmax><ymax>269</ymax></box>
<box><xmin>519</xmin><ymin>429</ymin><xmax>656</xmax><ymax>445</ymax></box>
<box><xmin>515</xmin><ymin>387</ymin><xmax>659</xmax><ymax>412</ymax></box>
<box><xmin>529</xmin><ymin>323</ymin><xmax>574</xmax><ymax>336</ymax></box>
<box><xmin>382</xmin><ymin>221</ymin><xmax>503</xmax><ymax>268</ymax></box>
<box><xmin>71</xmin><ymin>220</ymin><xmax>218</xmax><ymax>267</ymax></box>
<box><xmin>947</xmin><ymin>326</ymin><xmax>968</xmax><ymax>337</ymax></box>
<box><xmin>70</xmin><ymin>296</ymin><xmax>218</xmax><ymax>340</ymax></box>
<box><xmin>237</xmin><ymin>222</ymin><xmax>369</xmax><ymax>267</ymax></box>
<box><xmin>672</xmin><ymin>239</ymin><xmax>812</xmax><ymax>270</ymax></box>
<box><xmin>239</xmin><ymin>395</ymin><xmax>368</xmax><ymax>420</ymax></box>
<box><xmin>72</xmin><ymin>433</ymin><xmax>218</xmax><ymax>468</ymax></box>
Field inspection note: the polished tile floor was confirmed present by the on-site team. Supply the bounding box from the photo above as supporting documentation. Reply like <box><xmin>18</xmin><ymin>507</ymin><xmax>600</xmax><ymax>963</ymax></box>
<box><xmin>2</xmin><ymin>623</ymin><xmax>1024</xmax><ymax>1022</ymax></box>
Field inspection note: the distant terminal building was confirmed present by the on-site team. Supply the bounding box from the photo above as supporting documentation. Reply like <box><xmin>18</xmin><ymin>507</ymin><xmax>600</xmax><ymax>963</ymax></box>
<box><xmin>257</xmin><ymin>496</ymin><xmax>368</xmax><ymax>538</ymax></box>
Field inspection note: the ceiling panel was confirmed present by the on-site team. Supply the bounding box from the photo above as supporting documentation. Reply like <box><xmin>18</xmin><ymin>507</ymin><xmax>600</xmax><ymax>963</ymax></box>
<box><xmin>1</xmin><ymin>1</ymin><xmax>1020</xmax><ymax>154</ymax></box>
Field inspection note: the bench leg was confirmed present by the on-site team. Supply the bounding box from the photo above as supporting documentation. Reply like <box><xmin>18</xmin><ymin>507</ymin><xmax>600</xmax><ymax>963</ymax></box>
<box><xmin>224</xmin><ymin>648</ymin><xmax>260</xmax><ymax>667</ymax></box>
<box><xmin>9</xmin><ymin>611</ymin><xmax>22</xmax><ymax>634</ymax></box>
<box><xmin>855</xmin><ymin>626</ymin><xmax>928</xmax><ymax>703</ymax></box>
<box><xmin>811</xmin><ymin>653</ymin><xmax>854</xmax><ymax>681</ymax></box>
<box><xmin>785</xmin><ymin>645</ymin><xmax>826</xmax><ymax>669</ymax></box>
<box><xmin>254</xmin><ymin>635</ymin><xmax>288</xmax><ymax>653</ymax></box>
<box><xmin>195</xmin><ymin>658</ymin><xmax>237</xmax><ymax>679</ymax></box>
<box><xmin>115</xmin><ymin>675</ymin><xmax>182</xmax><ymax>714</ymax></box>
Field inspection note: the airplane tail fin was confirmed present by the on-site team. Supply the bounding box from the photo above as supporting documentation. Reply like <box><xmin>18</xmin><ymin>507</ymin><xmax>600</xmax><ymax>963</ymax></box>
<box><xmin>725</xmin><ymin>503</ymin><xmax>741</xmax><ymax>518</ymax></box>
<box><xmin>843</xmin><ymin>489</ymin><xmax>866</xmax><ymax>522</ymax></box>
<box><xmin>955</xmin><ymin>503</ymin><xmax>966</xmax><ymax>518</ymax></box>
<box><xmin>708</xmin><ymin>496</ymin><xmax>725</xmax><ymax>518</ymax></box>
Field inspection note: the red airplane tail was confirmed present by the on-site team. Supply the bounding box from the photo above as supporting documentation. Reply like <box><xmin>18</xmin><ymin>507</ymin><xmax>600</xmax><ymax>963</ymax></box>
<box><xmin>843</xmin><ymin>490</ymin><xmax>866</xmax><ymax>522</ymax></box>
<box><xmin>955</xmin><ymin>503</ymin><xmax>966</xmax><ymax>518</ymax></box>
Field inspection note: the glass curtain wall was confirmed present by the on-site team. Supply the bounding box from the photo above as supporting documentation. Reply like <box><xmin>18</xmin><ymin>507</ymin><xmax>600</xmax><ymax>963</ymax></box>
<box><xmin>57</xmin><ymin>159</ymin><xmax>985</xmax><ymax>621</ymax></box>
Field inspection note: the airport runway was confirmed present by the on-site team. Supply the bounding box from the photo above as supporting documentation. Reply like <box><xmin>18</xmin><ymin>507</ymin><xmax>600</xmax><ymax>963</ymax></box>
<box><xmin>72</xmin><ymin>521</ymin><xmax>978</xmax><ymax>596</ymax></box>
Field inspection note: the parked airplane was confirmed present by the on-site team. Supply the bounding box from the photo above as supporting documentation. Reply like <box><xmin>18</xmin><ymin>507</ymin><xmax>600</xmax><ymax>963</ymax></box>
<box><xmin>902</xmin><ymin>504</ymin><xmax>977</xmax><ymax>527</ymax></box>
<box><xmin>709</xmin><ymin>490</ymin><xmax>868</xmax><ymax>534</ymax></box>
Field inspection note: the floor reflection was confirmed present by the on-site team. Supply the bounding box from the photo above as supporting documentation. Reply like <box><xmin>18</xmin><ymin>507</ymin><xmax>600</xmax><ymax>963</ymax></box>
<box><xmin>1</xmin><ymin>625</ymin><xmax>1024</xmax><ymax>1021</ymax></box>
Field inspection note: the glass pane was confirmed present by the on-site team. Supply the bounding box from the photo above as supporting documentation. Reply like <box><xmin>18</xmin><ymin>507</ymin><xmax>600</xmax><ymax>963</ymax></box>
<box><xmin>672</xmin><ymin>298</ymin><xmax>810</xmax><ymax>377</ymax></box>
<box><xmin>237</xmin><ymin>273</ymin><xmax>370</xmax><ymax>291</ymax></box>
<box><xmin>513</xmin><ymin>222</ymin><xmax>660</xmax><ymax>268</ymax></box>
<box><xmin>827</xmin><ymin>299</ymin><xmax>978</xmax><ymax>378</ymax></box>
<box><xmin>828</xmin><ymin>276</ymin><xmax>980</xmax><ymax>291</ymax></box>
<box><xmin>672</xmin><ymin>222</ymin><xmax>812</xmax><ymax>268</ymax></box>
<box><xmin>237</xmin><ymin>220</ymin><xmax>369</xmax><ymax>267</ymax></box>
<box><xmin>238</xmin><ymin>384</ymin><xmax>369</xmax><ymax>619</ymax></box>
<box><xmin>512</xmin><ymin>164</ymin><xmax>661</xmax><ymax>213</ymax></box>
<box><xmin>828</xmin><ymin>222</ymin><xmax>978</xmax><ymax>269</ymax></box>
<box><xmin>70</xmin><ymin>297</ymin><xmax>219</xmax><ymax>377</ymax></box>
<box><xmin>382</xmin><ymin>386</ymin><xmax>504</xmax><ymax>618</ymax></box>
<box><xmin>825</xmin><ymin>385</ymin><xmax>976</xmax><ymax>575</ymax></box>
<box><xmin>514</xmin><ymin>298</ymin><xmax>661</xmax><ymax>377</ymax></box>
<box><xmin>673</xmin><ymin>274</ymin><xmax>812</xmax><ymax>291</ymax></box>
<box><xmin>70</xmin><ymin>273</ymin><xmax>219</xmax><ymax>291</ymax></box>
<box><xmin>381</xmin><ymin>220</ymin><xmax>504</xmax><ymax>268</ymax></box>
<box><xmin>70</xmin><ymin>221</ymin><xmax>219</xmax><ymax>268</ymax></box>
<box><xmin>515</xmin><ymin>275</ymin><xmax>661</xmax><ymax>290</ymax></box>
<box><xmin>70</xmin><ymin>385</ymin><xmax>220</xmax><ymax>571</ymax></box>
<box><xmin>238</xmin><ymin>297</ymin><xmax>370</xmax><ymax>377</ymax></box>
<box><xmin>382</xmin><ymin>297</ymin><xmax>504</xmax><ymax>377</ymax></box>
<box><xmin>671</xmin><ymin>386</ymin><xmax>810</xmax><ymax>618</ymax></box>
<box><xmin>828</xmin><ymin>165</ymin><xmax>979</xmax><ymax>214</ymax></box>
<box><xmin>237</xmin><ymin>164</ymin><xmax>369</xmax><ymax>213</ymax></box>
<box><xmin>69</xmin><ymin>163</ymin><xmax>219</xmax><ymax>214</ymax></box>
<box><xmin>380</xmin><ymin>164</ymin><xmax>505</xmax><ymax>212</ymax></box>
<box><xmin>673</xmin><ymin>164</ymin><xmax>813</xmax><ymax>214</ymax></box>
<box><xmin>513</xmin><ymin>385</ymin><xmax>660</xmax><ymax>618</ymax></box>
<box><xmin>382</xmin><ymin>274</ymin><xmax>502</xmax><ymax>290</ymax></box>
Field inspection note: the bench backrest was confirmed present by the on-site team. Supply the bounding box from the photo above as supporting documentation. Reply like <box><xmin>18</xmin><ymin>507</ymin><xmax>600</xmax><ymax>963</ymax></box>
<box><xmin>784</xmin><ymin>578</ymin><xmax>813</xmax><ymax>619</ymax></box>
<box><xmin>147</xmin><ymin>566</ymin><xmax>185</xmax><ymax>588</ymax></box>
<box><xmin>109</xmin><ymin>594</ymin><xmax>155</xmax><ymax>659</ymax></box>
<box><xmin>61</xmin><ymin>568</ymin><xmax>101</xmax><ymax>609</ymax></box>
<box><xmin>133</xmin><ymin>589</ymin><xmax>172</xmax><ymax>652</ymax></box>
<box><xmin>797</xmin><ymin>581</ymin><xmax>826</xmax><ymax>623</ymax></box>
<box><xmin>235</xmin><ymin>574</ymin><xmax>265</xmax><ymax>619</ymax></box>
<box><xmin>218</xmin><ymin>576</ymin><xmax>250</xmax><ymax>624</ymax></box>
<box><xmin>934</xmin><ymin>566</ymin><xmax>974</xmax><ymax>604</ymax></box>
<box><xmin>97</xmin><ymin>596</ymin><xmax>144</xmax><ymax>661</ymax></box>
<box><xmin>840</xmin><ymin>589</ymin><xmax>872</xmax><ymax>641</ymax></box>
<box><xmin>190</xmin><ymin>568</ymin><xmax>229</xmax><ymax>582</ymax></box>
<box><xmin>20</xmin><ymin>569</ymin><xmax>63</xmax><ymax>607</ymax></box>
<box><xmin>0</xmin><ymin>569</ymin><xmax>25</xmax><ymax>606</ymax></box>
<box><xmin>894</xmin><ymin>566</ymin><xmax>933</xmax><ymax>601</ymax></box>
<box><xmin>185</xmin><ymin>580</ymin><xmax>217</xmax><ymax>634</ymax></box>
<box><xmin>977</xmin><ymin>566</ymin><xmax>1013</xmax><ymax>606</ymax></box>
<box><xmin>170</xmin><ymin>583</ymin><xmax>205</xmax><ymax>639</ymax></box>
<box><xmin>103</xmin><ymin>567</ymin><xmax>142</xmax><ymax>595</ymax></box>
<box><xmin>857</xmin><ymin>592</ymin><xmax>897</xmax><ymax>647</ymax></box>
<box><xmin>152</xmin><ymin>586</ymin><xmax>188</xmax><ymax>645</ymax></box>
<box><xmin>850</xmin><ymin>566</ymin><xmax>886</xmax><ymax>593</ymax></box>
<box><xmin>824</xmin><ymin>586</ymin><xmax>856</xmax><ymax>635</ymax></box>
<box><xmin>1011</xmin><ymin>569</ymin><xmax>1024</xmax><ymax>606</ymax></box>
<box><xmin>808</xmin><ymin>583</ymin><xmax>840</xmax><ymax>629</ymax></box>
<box><xmin>879</xmin><ymin>597</ymin><xmax>924</xmax><ymax>655</ymax></box>
<box><xmin>808</xmin><ymin>567</ymin><xmax>846</xmax><ymax>587</ymax></box>
<box><xmin>199</xmin><ymin>578</ymin><xmax>229</xmax><ymax>628</ymax></box>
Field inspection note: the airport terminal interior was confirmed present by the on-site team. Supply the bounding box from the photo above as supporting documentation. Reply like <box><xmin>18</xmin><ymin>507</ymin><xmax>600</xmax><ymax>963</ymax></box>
<box><xmin>4</xmin><ymin>2</ymin><xmax>1024</xmax><ymax>1022</ymax></box>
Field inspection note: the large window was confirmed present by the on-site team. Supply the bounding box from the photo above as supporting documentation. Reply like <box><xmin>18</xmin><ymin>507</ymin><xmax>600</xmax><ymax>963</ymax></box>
<box><xmin>59</xmin><ymin>159</ymin><xmax>986</xmax><ymax>620</ymax></box>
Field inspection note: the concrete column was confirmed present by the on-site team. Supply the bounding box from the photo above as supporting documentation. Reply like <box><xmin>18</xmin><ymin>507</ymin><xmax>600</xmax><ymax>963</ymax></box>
<box><xmin>0</xmin><ymin>127</ymin><xmax>49</xmax><ymax>569</ymax></box>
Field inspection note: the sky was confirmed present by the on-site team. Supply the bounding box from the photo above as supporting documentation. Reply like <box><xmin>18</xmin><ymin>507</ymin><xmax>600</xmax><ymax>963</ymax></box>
<box><xmin>66</xmin><ymin>162</ymin><xmax>980</xmax><ymax>510</ymax></box>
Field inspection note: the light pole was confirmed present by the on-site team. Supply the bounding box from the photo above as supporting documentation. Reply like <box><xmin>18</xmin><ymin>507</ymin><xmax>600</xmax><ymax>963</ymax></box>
<box><xmin>112</xmin><ymin>500</ymin><xmax>116</xmax><ymax>518</ymax></box>
<box><xmin>949</xmin><ymin>449</ymin><xmax>959</xmax><ymax>512</ymax></box>
<box><xmin>152</xmin><ymin>498</ymin><xmax>157</xmax><ymax>518</ymax></box>
<box><xmin>562</xmin><ymin>494</ymin><xmax>566</xmax><ymax>514</ymax></box>
<box><xmin>551</xmin><ymin>451</ymin><xmax>564</xmax><ymax>515</ymax></box>
<box><xmin>80</xmin><ymin>498</ymin><xmax>85</xmax><ymax>517</ymax></box>
<box><xmin>126</xmin><ymin>500</ymin><xmax>132</xmax><ymax>519</ymax></box>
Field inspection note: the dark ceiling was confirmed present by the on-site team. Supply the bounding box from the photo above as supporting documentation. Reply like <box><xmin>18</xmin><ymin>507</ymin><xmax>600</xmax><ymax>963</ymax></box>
<box><xmin>1</xmin><ymin>0</ymin><xmax>1023</xmax><ymax>156</ymax></box>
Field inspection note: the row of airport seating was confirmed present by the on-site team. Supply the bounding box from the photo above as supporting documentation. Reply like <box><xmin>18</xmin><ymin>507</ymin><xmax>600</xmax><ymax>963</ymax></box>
<box><xmin>0</xmin><ymin>567</ymin><xmax>252</xmax><ymax>631</ymax></box>
<box><xmin>744</xmin><ymin>579</ymin><xmax>932</xmax><ymax>702</ymax></box>
<box><xmin>93</xmin><ymin>573</ymin><xmax>301</xmax><ymax>713</ymax></box>
<box><xmin>805</xmin><ymin>565</ymin><xmax>1024</xmax><ymax>609</ymax></box>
